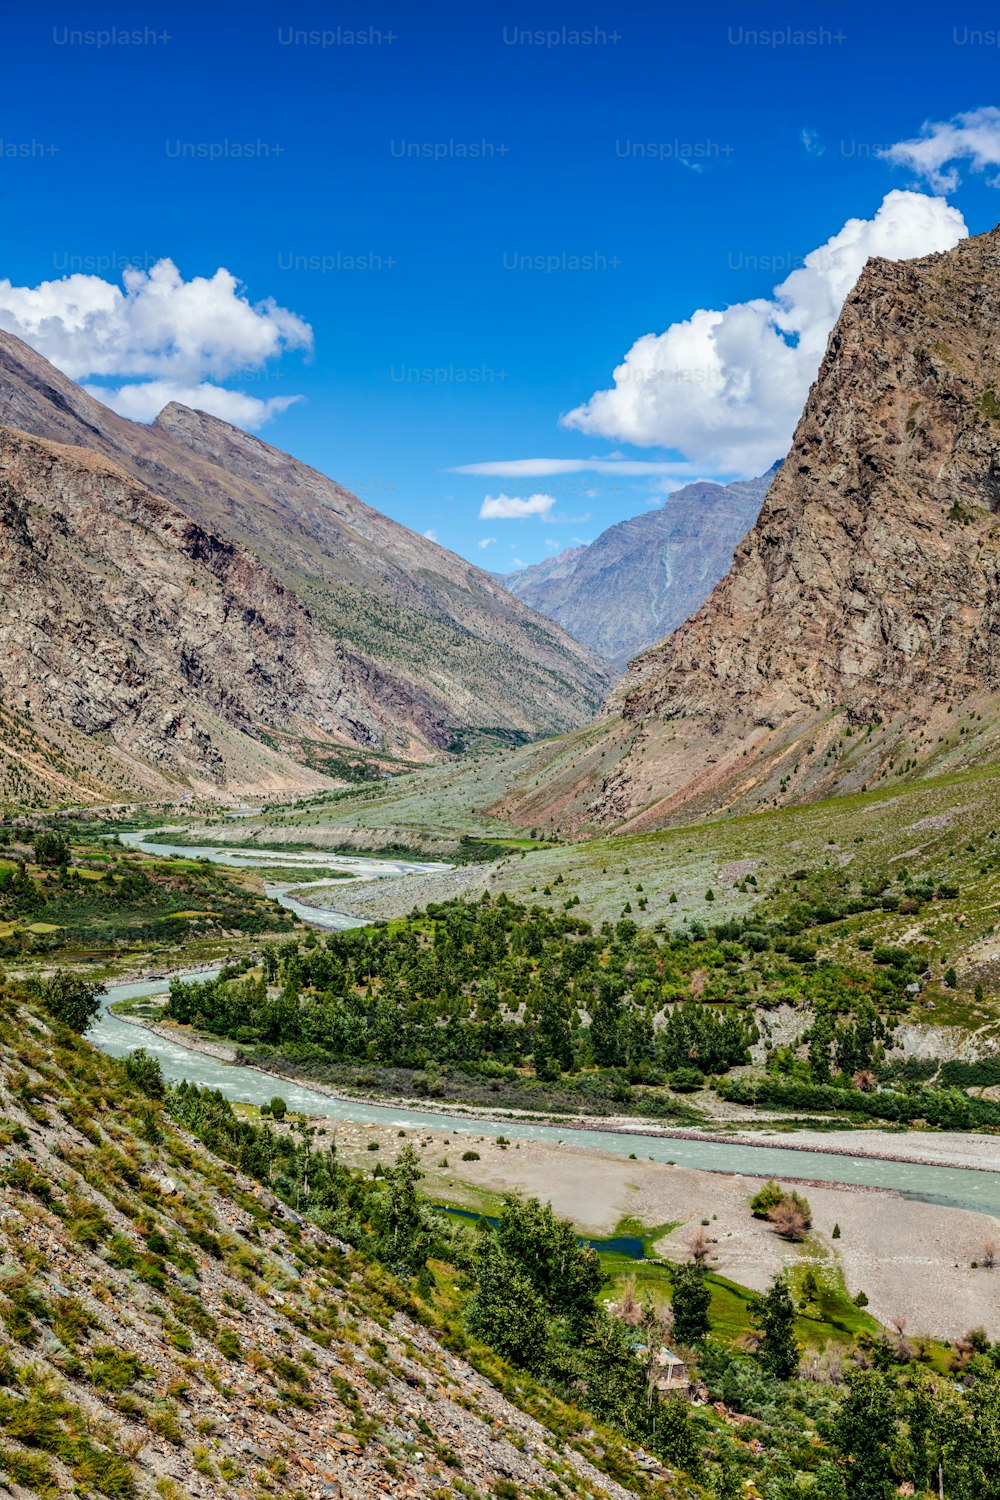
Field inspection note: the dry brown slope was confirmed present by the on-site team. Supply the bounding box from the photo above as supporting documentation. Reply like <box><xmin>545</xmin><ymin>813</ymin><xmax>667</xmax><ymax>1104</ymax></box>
<box><xmin>0</xmin><ymin>424</ymin><xmax>432</xmax><ymax>799</ymax></box>
<box><xmin>0</xmin><ymin>331</ymin><xmax>613</xmax><ymax>762</ymax></box>
<box><xmin>499</xmin><ymin>222</ymin><xmax>1000</xmax><ymax>835</ymax></box>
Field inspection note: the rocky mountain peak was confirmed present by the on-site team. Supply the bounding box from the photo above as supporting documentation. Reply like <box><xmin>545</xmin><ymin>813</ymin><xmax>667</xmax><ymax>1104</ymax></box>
<box><xmin>498</xmin><ymin>221</ymin><xmax>1000</xmax><ymax>833</ymax></box>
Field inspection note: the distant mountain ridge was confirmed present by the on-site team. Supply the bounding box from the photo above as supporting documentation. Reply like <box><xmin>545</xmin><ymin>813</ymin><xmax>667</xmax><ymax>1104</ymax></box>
<box><xmin>498</xmin><ymin>466</ymin><xmax>779</xmax><ymax>665</ymax></box>
<box><xmin>0</xmin><ymin>331</ymin><xmax>612</xmax><ymax>802</ymax></box>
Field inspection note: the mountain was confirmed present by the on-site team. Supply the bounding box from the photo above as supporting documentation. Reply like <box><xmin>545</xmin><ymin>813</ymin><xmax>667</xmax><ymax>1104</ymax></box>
<box><xmin>497</xmin><ymin>222</ymin><xmax>1000</xmax><ymax>835</ymax></box>
<box><xmin>499</xmin><ymin>467</ymin><xmax>779</xmax><ymax>666</ymax></box>
<box><xmin>0</xmin><ymin>332</ymin><xmax>612</xmax><ymax>802</ymax></box>
<box><xmin>0</xmin><ymin>982</ymin><xmax>650</xmax><ymax>1498</ymax></box>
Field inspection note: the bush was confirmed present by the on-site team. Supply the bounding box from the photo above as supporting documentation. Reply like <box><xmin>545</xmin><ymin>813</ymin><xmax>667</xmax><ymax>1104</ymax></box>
<box><xmin>667</xmin><ymin>1066</ymin><xmax>706</xmax><ymax>1093</ymax></box>
<box><xmin>120</xmin><ymin>1048</ymin><xmax>165</xmax><ymax>1099</ymax></box>
<box><xmin>39</xmin><ymin>972</ymin><xmax>104</xmax><ymax>1033</ymax></box>
<box><xmin>750</xmin><ymin>1181</ymin><xmax>785</xmax><ymax>1219</ymax></box>
<box><xmin>461</xmin><ymin>1150</ymin><xmax>480</xmax><ymax>1161</ymax></box>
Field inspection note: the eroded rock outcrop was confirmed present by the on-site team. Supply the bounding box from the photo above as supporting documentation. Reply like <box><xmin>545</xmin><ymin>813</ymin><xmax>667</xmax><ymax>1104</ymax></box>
<box><xmin>499</xmin><ymin>223</ymin><xmax>1000</xmax><ymax>833</ymax></box>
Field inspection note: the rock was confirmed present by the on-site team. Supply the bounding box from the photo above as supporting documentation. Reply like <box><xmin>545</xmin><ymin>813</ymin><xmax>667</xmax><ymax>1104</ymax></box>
<box><xmin>503</xmin><ymin>221</ymin><xmax>1000</xmax><ymax>833</ymax></box>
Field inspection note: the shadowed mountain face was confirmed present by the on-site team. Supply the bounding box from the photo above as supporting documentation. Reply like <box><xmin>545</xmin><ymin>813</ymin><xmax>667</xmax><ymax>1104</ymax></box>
<box><xmin>496</xmin><ymin>223</ymin><xmax>1000</xmax><ymax>835</ymax></box>
<box><xmin>499</xmin><ymin>467</ymin><xmax>779</xmax><ymax>667</ymax></box>
<box><xmin>0</xmin><ymin>331</ymin><xmax>612</xmax><ymax>801</ymax></box>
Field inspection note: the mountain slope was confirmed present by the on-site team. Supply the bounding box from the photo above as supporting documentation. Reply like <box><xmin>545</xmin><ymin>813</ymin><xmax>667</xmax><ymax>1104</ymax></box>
<box><xmin>0</xmin><ymin>983</ymin><xmax>652</xmax><ymax>1499</ymax></box>
<box><xmin>498</xmin><ymin>222</ymin><xmax>1000</xmax><ymax>834</ymax></box>
<box><xmin>500</xmin><ymin>467</ymin><xmax>778</xmax><ymax>666</ymax></box>
<box><xmin>0</xmin><ymin>331</ymin><xmax>612</xmax><ymax>801</ymax></box>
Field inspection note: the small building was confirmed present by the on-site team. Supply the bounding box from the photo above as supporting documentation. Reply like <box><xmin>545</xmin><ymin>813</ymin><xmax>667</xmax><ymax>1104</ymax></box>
<box><xmin>627</xmin><ymin>1338</ymin><xmax>688</xmax><ymax>1391</ymax></box>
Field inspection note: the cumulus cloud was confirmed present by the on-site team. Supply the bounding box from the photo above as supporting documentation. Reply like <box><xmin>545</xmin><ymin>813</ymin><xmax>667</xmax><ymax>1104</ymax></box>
<box><xmin>87</xmin><ymin>379</ymin><xmax>301</xmax><ymax>427</ymax></box>
<box><xmin>562</xmin><ymin>190</ymin><xmax>967</xmax><ymax>474</ymax></box>
<box><xmin>882</xmin><ymin>107</ymin><xmax>1000</xmax><ymax>193</ymax></box>
<box><xmin>453</xmin><ymin>457</ymin><xmax>694</xmax><ymax>478</ymax></box>
<box><xmin>478</xmin><ymin>536</ymin><xmax>497</xmax><ymax>549</ymax></box>
<box><xmin>0</xmin><ymin>258</ymin><xmax>312</xmax><ymax>428</ymax></box>
<box><xmin>479</xmin><ymin>492</ymin><xmax>556</xmax><ymax>520</ymax></box>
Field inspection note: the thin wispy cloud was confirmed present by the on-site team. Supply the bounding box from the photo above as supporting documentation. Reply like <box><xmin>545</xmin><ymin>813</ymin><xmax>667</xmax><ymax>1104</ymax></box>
<box><xmin>454</xmin><ymin>457</ymin><xmax>697</xmax><ymax>478</ymax></box>
<box><xmin>882</xmin><ymin>106</ymin><xmax>1000</xmax><ymax>192</ymax></box>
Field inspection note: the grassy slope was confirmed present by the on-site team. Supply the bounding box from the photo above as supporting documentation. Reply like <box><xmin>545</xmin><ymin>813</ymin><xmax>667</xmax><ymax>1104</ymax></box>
<box><xmin>189</xmin><ymin>758</ymin><xmax>1000</xmax><ymax>1038</ymax></box>
<box><xmin>0</xmin><ymin>986</ymin><xmax>687</xmax><ymax>1500</ymax></box>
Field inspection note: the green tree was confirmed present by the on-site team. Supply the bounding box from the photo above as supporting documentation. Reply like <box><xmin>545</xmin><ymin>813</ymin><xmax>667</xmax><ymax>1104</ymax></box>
<box><xmin>659</xmin><ymin>1396</ymin><xmax>704</xmax><ymax>1478</ymax></box>
<box><xmin>669</xmin><ymin>1262</ymin><xmax>711</xmax><ymax>1344</ymax></box>
<box><xmin>269</xmin><ymin>1095</ymin><xmax>287</xmax><ymax>1121</ymax></box>
<box><xmin>371</xmin><ymin>1144</ymin><xmax>432</xmax><ymax>1277</ymax></box>
<box><xmin>752</xmin><ymin>1274</ymin><xmax>798</xmax><ymax>1379</ymax></box>
<box><xmin>467</xmin><ymin>1237</ymin><xmax>548</xmax><ymax>1370</ymax></box>
<box><xmin>750</xmin><ymin>1180</ymin><xmax>785</xmax><ymax>1218</ymax></box>
<box><xmin>833</xmin><ymin>1369</ymin><xmax>898</xmax><ymax>1500</ymax></box>
<box><xmin>32</xmin><ymin>829</ymin><xmax>69</xmax><ymax>866</ymax></box>
<box><xmin>39</xmin><ymin>972</ymin><xmax>104</xmax><ymax>1033</ymax></box>
<box><xmin>492</xmin><ymin>1195</ymin><xmax>602</xmax><ymax>1331</ymax></box>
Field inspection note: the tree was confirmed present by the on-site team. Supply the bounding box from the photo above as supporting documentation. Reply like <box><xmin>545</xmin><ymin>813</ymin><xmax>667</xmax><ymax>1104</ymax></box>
<box><xmin>768</xmin><ymin>1195</ymin><xmax>811</xmax><ymax>1241</ymax></box>
<box><xmin>752</xmin><ymin>1274</ymin><xmax>798</xmax><ymax>1379</ymax></box>
<box><xmin>685</xmin><ymin>1226</ymin><xmax>715</xmax><ymax>1267</ymax></box>
<box><xmin>833</xmin><ymin>1369</ymin><xmax>898</xmax><ymax>1500</ymax></box>
<box><xmin>269</xmin><ymin>1095</ymin><xmax>288</xmax><ymax>1121</ymax></box>
<box><xmin>40</xmin><ymin>972</ymin><xmax>104</xmax><ymax>1033</ymax></box>
<box><xmin>492</xmin><ymin>1194</ymin><xmax>602</xmax><ymax>1332</ymax></box>
<box><xmin>33</xmin><ymin>829</ymin><xmax>70</xmax><ymax>867</ymax></box>
<box><xmin>467</xmin><ymin>1237</ymin><xmax>548</xmax><ymax>1370</ymax></box>
<box><xmin>371</xmin><ymin>1144</ymin><xmax>432</xmax><ymax>1277</ymax></box>
<box><xmin>669</xmin><ymin>1262</ymin><xmax>711</xmax><ymax>1344</ymax></box>
<box><xmin>659</xmin><ymin>1396</ymin><xmax>704</xmax><ymax>1479</ymax></box>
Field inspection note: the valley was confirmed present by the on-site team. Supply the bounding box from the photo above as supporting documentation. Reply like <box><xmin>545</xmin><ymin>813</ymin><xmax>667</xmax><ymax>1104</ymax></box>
<box><xmin>4</xmin><ymin>221</ymin><xmax>1000</xmax><ymax>1500</ymax></box>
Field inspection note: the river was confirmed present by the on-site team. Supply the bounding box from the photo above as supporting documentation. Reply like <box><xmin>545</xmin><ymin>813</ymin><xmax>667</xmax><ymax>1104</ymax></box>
<box><xmin>118</xmin><ymin>828</ymin><xmax>451</xmax><ymax>930</ymax></box>
<box><xmin>93</xmin><ymin>832</ymin><xmax>1000</xmax><ymax>1219</ymax></box>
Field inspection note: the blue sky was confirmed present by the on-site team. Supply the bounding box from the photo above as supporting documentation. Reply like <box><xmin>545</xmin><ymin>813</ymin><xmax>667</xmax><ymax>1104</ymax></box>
<box><xmin>4</xmin><ymin>4</ymin><xmax>1000</xmax><ymax>568</ymax></box>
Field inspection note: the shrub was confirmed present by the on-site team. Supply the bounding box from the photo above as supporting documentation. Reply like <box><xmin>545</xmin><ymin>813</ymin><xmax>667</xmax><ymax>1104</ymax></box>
<box><xmin>39</xmin><ymin>972</ymin><xmax>104</xmax><ymax>1033</ymax></box>
<box><xmin>461</xmin><ymin>1150</ymin><xmax>480</xmax><ymax>1162</ymax></box>
<box><xmin>750</xmin><ymin>1181</ymin><xmax>785</xmax><ymax>1219</ymax></box>
<box><xmin>120</xmin><ymin>1048</ymin><xmax>165</xmax><ymax>1098</ymax></box>
<box><xmin>668</xmin><ymin>1067</ymin><xmax>705</xmax><ymax>1093</ymax></box>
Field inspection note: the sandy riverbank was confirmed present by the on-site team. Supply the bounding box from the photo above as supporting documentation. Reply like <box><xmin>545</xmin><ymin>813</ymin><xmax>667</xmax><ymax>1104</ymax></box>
<box><xmin>114</xmin><ymin>1011</ymin><xmax>1000</xmax><ymax>1172</ymax></box>
<box><xmin>107</xmin><ymin>1005</ymin><xmax>1000</xmax><ymax>1339</ymax></box>
<box><xmin>325</xmin><ymin>1117</ymin><xmax>1000</xmax><ymax>1343</ymax></box>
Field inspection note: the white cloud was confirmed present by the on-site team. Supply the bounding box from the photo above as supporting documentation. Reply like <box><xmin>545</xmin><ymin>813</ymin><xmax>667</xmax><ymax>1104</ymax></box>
<box><xmin>882</xmin><ymin>107</ymin><xmax>1000</xmax><ymax>193</ymax></box>
<box><xmin>0</xmin><ymin>258</ymin><xmax>312</xmax><ymax>429</ymax></box>
<box><xmin>561</xmin><ymin>190</ymin><xmax>967</xmax><ymax>474</ymax></box>
<box><xmin>87</xmin><ymin>379</ymin><xmax>301</xmax><ymax>427</ymax></box>
<box><xmin>423</xmin><ymin>528</ymin><xmax>438</xmax><ymax>541</ymax></box>
<box><xmin>453</xmin><ymin>457</ymin><xmax>695</xmax><ymax>478</ymax></box>
<box><xmin>477</xmin><ymin>536</ymin><xmax>497</xmax><ymax>549</ymax></box>
<box><xmin>480</xmin><ymin>492</ymin><xmax>556</xmax><ymax>520</ymax></box>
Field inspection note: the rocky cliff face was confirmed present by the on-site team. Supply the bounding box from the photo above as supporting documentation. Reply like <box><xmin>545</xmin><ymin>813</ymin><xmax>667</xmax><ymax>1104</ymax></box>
<box><xmin>500</xmin><ymin>468</ymin><xmax>777</xmax><ymax>667</ymax></box>
<box><xmin>498</xmin><ymin>223</ymin><xmax>1000</xmax><ymax>834</ymax></box>
<box><xmin>0</xmin><ymin>332</ymin><xmax>612</xmax><ymax>800</ymax></box>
